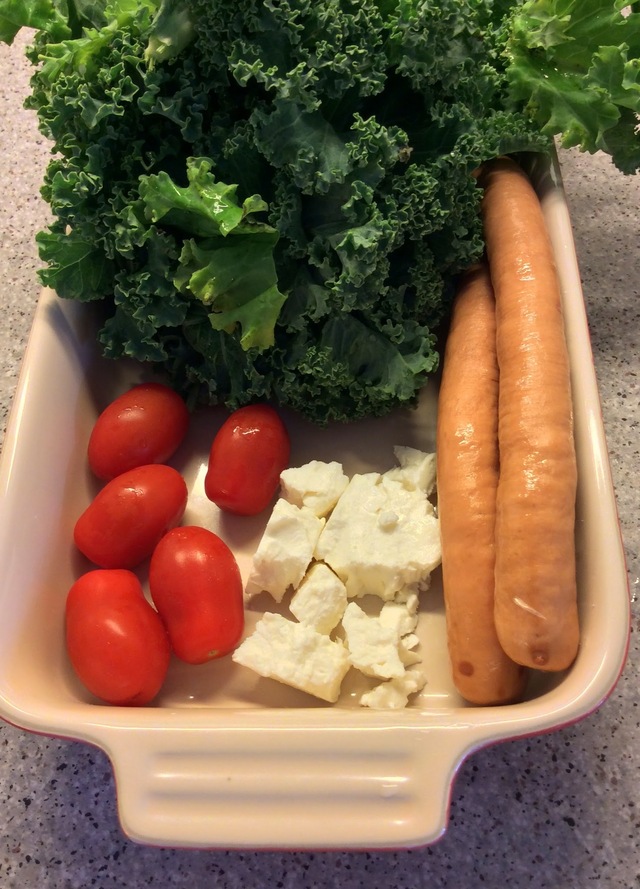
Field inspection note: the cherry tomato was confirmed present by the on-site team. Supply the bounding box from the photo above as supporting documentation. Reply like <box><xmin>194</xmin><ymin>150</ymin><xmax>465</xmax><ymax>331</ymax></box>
<box><xmin>74</xmin><ymin>464</ymin><xmax>188</xmax><ymax>569</ymax></box>
<box><xmin>65</xmin><ymin>569</ymin><xmax>171</xmax><ymax>706</ymax></box>
<box><xmin>204</xmin><ymin>404</ymin><xmax>290</xmax><ymax>515</ymax></box>
<box><xmin>149</xmin><ymin>525</ymin><xmax>244</xmax><ymax>664</ymax></box>
<box><xmin>87</xmin><ymin>382</ymin><xmax>189</xmax><ymax>480</ymax></box>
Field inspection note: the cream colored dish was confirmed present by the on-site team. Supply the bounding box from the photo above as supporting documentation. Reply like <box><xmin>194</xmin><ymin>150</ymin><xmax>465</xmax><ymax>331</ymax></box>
<box><xmin>0</xmin><ymin>153</ymin><xmax>629</xmax><ymax>850</ymax></box>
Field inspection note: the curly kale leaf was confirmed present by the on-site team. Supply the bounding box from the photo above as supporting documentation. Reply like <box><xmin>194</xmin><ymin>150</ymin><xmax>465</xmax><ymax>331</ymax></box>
<box><xmin>9</xmin><ymin>0</ymin><xmax>638</xmax><ymax>423</ymax></box>
<box><xmin>504</xmin><ymin>0</ymin><xmax>640</xmax><ymax>172</ymax></box>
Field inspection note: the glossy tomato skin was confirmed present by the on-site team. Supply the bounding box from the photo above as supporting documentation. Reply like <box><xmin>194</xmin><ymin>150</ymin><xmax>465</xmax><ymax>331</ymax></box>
<box><xmin>149</xmin><ymin>525</ymin><xmax>244</xmax><ymax>664</ymax></box>
<box><xmin>74</xmin><ymin>464</ymin><xmax>188</xmax><ymax>569</ymax></box>
<box><xmin>65</xmin><ymin>569</ymin><xmax>171</xmax><ymax>706</ymax></box>
<box><xmin>88</xmin><ymin>382</ymin><xmax>189</xmax><ymax>480</ymax></box>
<box><xmin>204</xmin><ymin>404</ymin><xmax>290</xmax><ymax>516</ymax></box>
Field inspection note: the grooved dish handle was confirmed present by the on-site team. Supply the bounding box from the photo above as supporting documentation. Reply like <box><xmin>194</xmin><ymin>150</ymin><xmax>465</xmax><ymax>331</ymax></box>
<box><xmin>105</xmin><ymin>723</ymin><xmax>468</xmax><ymax>850</ymax></box>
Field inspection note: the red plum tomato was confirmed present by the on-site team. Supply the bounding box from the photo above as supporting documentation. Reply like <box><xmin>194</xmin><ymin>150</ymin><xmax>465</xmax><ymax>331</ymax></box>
<box><xmin>149</xmin><ymin>525</ymin><xmax>244</xmax><ymax>664</ymax></box>
<box><xmin>65</xmin><ymin>569</ymin><xmax>171</xmax><ymax>706</ymax></box>
<box><xmin>204</xmin><ymin>404</ymin><xmax>290</xmax><ymax>515</ymax></box>
<box><xmin>74</xmin><ymin>464</ymin><xmax>188</xmax><ymax>569</ymax></box>
<box><xmin>87</xmin><ymin>382</ymin><xmax>189</xmax><ymax>480</ymax></box>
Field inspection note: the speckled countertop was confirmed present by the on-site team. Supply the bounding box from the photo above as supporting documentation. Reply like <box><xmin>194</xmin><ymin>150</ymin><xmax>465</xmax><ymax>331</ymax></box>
<box><xmin>1</xmin><ymin>30</ymin><xmax>639</xmax><ymax>889</ymax></box>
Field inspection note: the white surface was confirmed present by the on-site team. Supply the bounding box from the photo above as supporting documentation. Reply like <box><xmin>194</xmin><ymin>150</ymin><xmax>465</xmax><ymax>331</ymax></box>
<box><xmin>0</xmin><ymin>154</ymin><xmax>630</xmax><ymax>850</ymax></box>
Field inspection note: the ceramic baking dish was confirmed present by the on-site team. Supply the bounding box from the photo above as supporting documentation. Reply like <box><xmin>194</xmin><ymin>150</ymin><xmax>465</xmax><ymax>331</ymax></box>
<box><xmin>0</xmin><ymin>152</ymin><xmax>629</xmax><ymax>850</ymax></box>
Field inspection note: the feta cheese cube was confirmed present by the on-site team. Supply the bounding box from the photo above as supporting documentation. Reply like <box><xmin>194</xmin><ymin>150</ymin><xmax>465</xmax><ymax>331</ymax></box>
<box><xmin>246</xmin><ymin>500</ymin><xmax>325</xmax><ymax>602</ymax></box>
<box><xmin>232</xmin><ymin>613</ymin><xmax>350</xmax><ymax>703</ymax></box>
<box><xmin>279</xmin><ymin>460</ymin><xmax>349</xmax><ymax>517</ymax></box>
<box><xmin>387</xmin><ymin>447</ymin><xmax>437</xmax><ymax>495</ymax></box>
<box><xmin>359</xmin><ymin>668</ymin><xmax>427</xmax><ymax>710</ymax></box>
<box><xmin>340</xmin><ymin>602</ymin><xmax>406</xmax><ymax>680</ymax></box>
<box><xmin>315</xmin><ymin>472</ymin><xmax>441</xmax><ymax>601</ymax></box>
<box><xmin>289</xmin><ymin>562</ymin><xmax>347</xmax><ymax>634</ymax></box>
<box><xmin>379</xmin><ymin>593</ymin><xmax>420</xmax><ymax>637</ymax></box>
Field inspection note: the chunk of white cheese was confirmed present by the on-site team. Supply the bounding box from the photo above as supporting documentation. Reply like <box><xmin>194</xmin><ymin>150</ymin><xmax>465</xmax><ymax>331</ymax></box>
<box><xmin>237</xmin><ymin>450</ymin><xmax>439</xmax><ymax>708</ymax></box>
<box><xmin>340</xmin><ymin>602</ymin><xmax>407</xmax><ymax>680</ymax></box>
<box><xmin>289</xmin><ymin>562</ymin><xmax>347</xmax><ymax>634</ymax></box>
<box><xmin>385</xmin><ymin>447</ymin><xmax>437</xmax><ymax>495</ymax></box>
<box><xmin>246</xmin><ymin>500</ymin><xmax>325</xmax><ymax>602</ymax></box>
<box><xmin>398</xmin><ymin>634</ymin><xmax>422</xmax><ymax>667</ymax></box>
<box><xmin>314</xmin><ymin>472</ymin><xmax>441</xmax><ymax>601</ymax></box>
<box><xmin>279</xmin><ymin>460</ymin><xmax>349</xmax><ymax>517</ymax></box>
<box><xmin>359</xmin><ymin>668</ymin><xmax>427</xmax><ymax>710</ymax></box>
<box><xmin>379</xmin><ymin>593</ymin><xmax>420</xmax><ymax>637</ymax></box>
<box><xmin>232</xmin><ymin>612</ymin><xmax>350</xmax><ymax>703</ymax></box>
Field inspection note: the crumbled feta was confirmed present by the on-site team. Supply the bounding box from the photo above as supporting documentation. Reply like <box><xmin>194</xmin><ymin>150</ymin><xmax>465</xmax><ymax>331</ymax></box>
<box><xmin>398</xmin><ymin>635</ymin><xmax>422</xmax><ymax>666</ymax></box>
<box><xmin>360</xmin><ymin>668</ymin><xmax>428</xmax><ymax>710</ymax></box>
<box><xmin>245</xmin><ymin>500</ymin><xmax>325</xmax><ymax>602</ymax></box>
<box><xmin>232</xmin><ymin>612</ymin><xmax>350</xmax><ymax>703</ymax></box>
<box><xmin>393</xmin><ymin>577</ymin><xmax>432</xmax><ymax>603</ymax></box>
<box><xmin>341</xmin><ymin>602</ymin><xmax>407</xmax><ymax>680</ymax></box>
<box><xmin>314</xmin><ymin>472</ymin><xmax>441</xmax><ymax>601</ymax></box>
<box><xmin>236</xmin><ymin>449</ymin><xmax>440</xmax><ymax>708</ymax></box>
<box><xmin>379</xmin><ymin>593</ymin><xmax>420</xmax><ymax>637</ymax></box>
<box><xmin>289</xmin><ymin>562</ymin><xmax>347</xmax><ymax>634</ymax></box>
<box><xmin>279</xmin><ymin>460</ymin><xmax>349</xmax><ymax>517</ymax></box>
<box><xmin>385</xmin><ymin>446</ymin><xmax>437</xmax><ymax>495</ymax></box>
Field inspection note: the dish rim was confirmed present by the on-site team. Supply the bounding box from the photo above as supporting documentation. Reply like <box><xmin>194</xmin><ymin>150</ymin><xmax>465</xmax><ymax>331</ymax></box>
<box><xmin>0</xmin><ymin>149</ymin><xmax>630</xmax><ymax>850</ymax></box>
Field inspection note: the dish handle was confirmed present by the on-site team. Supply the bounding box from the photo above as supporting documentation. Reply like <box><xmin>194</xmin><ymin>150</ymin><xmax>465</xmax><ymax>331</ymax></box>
<box><xmin>103</xmin><ymin>720</ymin><xmax>476</xmax><ymax>850</ymax></box>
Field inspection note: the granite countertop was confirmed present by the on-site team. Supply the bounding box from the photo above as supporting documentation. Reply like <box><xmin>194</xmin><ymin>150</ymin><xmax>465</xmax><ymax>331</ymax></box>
<box><xmin>1</xmin><ymin>31</ymin><xmax>638</xmax><ymax>889</ymax></box>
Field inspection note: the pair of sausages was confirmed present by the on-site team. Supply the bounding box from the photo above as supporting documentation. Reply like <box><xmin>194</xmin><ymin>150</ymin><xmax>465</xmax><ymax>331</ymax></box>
<box><xmin>436</xmin><ymin>157</ymin><xmax>579</xmax><ymax>705</ymax></box>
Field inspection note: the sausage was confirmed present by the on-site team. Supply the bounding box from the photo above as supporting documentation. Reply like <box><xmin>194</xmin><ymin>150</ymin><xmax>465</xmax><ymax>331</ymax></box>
<box><xmin>478</xmin><ymin>157</ymin><xmax>579</xmax><ymax>672</ymax></box>
<box><xmin>437</xmin><ymin>262</ymin><xmax>528</xmax><ymax>703</ymax></box>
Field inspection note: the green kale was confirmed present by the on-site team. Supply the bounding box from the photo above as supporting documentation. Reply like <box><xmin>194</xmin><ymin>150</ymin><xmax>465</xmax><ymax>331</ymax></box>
<box><xmin>504</xmin><ymin>0</ymin><xmax>640</xmax><ymax>173</ymax></box>
<box><xmin>2</xmin><ymin>0</ymin><xmax>639</xmax><ymax>422</ymax></box>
